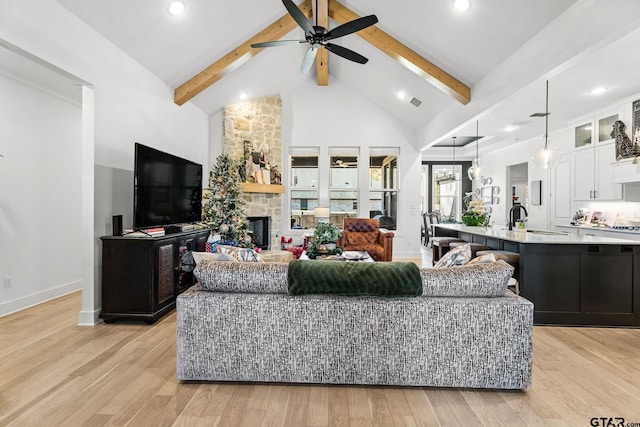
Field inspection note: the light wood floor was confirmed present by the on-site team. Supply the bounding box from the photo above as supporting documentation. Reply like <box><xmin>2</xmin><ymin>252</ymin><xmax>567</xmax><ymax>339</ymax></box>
<box><xmin>3</xmin><ymin>250</ymin><xmax>640</xmax><ymax>426</ymax></box>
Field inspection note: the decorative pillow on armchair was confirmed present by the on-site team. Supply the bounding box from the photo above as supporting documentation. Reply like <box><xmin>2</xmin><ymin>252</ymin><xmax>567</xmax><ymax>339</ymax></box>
<box><xmin>217</xmin><ymin>245</ymin><xmax>263</xmax><ymax>262</ymax></box>
<box><xmin>433</xmin><ymin>243</ymin><xmax>471</xmax><ymax>268</ymax></box>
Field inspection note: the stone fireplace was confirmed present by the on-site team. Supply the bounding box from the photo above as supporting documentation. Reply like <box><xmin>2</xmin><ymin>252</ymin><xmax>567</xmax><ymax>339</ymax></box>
<box><xmin>247</xmin><ymin>216</ymin><xmax>271</xmax><ymax>250</ymax></box>
<box><xmin>223</xmin><ymin>95</ymin><xmax>283</xmax><ymax>246</ymax></box>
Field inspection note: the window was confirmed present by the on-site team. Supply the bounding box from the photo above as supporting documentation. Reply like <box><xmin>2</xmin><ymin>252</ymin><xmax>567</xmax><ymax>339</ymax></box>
<box><xmin>432</xmin><ymin>164</ymin><xmax>462</xmax><ymax>222</ymax></box>
<box><xmin>287</xmin><ymin>146</ymin><xmax>401</xmax><ymax>231</ymax></box>
<box><xmin>369</xmin><ymin>148</ymin><xmax>399</xmax><ymax>230</ymax></box>
<box><xmin>329</xmin><ymin>147</ymin><xmax>359</xmax><ymax>228</ymax></box>
<box><xmin>290</xmin><ymin>148</ymin><xmax>319</xmax><ymax>229</ymax></box>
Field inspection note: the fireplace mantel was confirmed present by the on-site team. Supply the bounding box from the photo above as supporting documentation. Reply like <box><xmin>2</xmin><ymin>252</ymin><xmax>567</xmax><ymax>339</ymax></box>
<box><xmin>242</xmin><ymin>183</ymin><xmax>284</xmax><ymax>193</ymax></box>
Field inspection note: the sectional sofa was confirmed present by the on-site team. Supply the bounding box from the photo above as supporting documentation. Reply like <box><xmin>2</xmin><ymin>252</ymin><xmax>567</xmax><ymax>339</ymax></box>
<box><xmin>176</xmin><ymin>259</ymin><xmax>533</xmax><ymax>389</ymax></box>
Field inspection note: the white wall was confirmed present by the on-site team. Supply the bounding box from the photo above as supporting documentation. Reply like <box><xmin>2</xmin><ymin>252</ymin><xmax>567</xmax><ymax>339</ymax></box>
<box><xmin>285</xmin><ymin>79</ymin><xmax>422</xmax><ymax>258</ymax></box>
<box><xmin>0</xmin><ymin>73</ymin><xmax>82</xmax><ymax>316</ymax></box>
<box><xmin>0</xmin><ymin>0</ymin><xmax>210</xmax><ymax>322</ymax></box>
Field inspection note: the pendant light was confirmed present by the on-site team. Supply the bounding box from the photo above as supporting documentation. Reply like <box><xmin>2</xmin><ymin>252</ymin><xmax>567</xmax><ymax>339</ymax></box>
<box><xmin>467</xmin><ymin>120</ymin><xmax>483</xmax><ymax>180</ymax></box>
<box><xmin>439</xmin><ymin>137</ymin><xmax>458</xmax><ymax>183</ymax></box>
<box><xmin>531</xmin><ymin>80</ymin><xmax>560</xmax><ymax>169</ymax></box>
<box><xmin>450</xmin><ymin>136</ymin><xmax>458</xmax><ymax>180</ymax></box>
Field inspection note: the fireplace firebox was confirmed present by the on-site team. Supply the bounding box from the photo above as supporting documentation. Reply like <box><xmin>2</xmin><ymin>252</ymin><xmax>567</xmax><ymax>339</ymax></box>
<box><xmin>247</xmin><ymin>216</ymin><xmax>271</xmax><ymax>250</ymax></box>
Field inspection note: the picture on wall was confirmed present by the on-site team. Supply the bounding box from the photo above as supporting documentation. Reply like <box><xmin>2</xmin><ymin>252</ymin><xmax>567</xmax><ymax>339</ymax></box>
<box><xmin>243</xmin><ymin>140</ymin><xmax>282</xmax><ymax>186</ymax></box>
<box><xmin>531</xmin><ymin>180</ymin><xmax>542</xmax><ymax>206</ymax></box>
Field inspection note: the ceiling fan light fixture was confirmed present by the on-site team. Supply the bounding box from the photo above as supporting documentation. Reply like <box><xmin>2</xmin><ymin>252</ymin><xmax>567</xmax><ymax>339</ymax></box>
<box><xmin>251</xmin><ymin>0</ymin><xmax>377</xmax><ymax>72</ymax></box>
<box><xmin>453</xmin><ymin>0</ymin><xmax>471</xmax><ymax>12</ymax></box>
<box><xmin>531</xmin><ymin>80</ymin><xmax>561</xmax><ymax>169</ymax></box>
<box><xmin>168</xmin><ymin>1</ymin><xmax>185</xmax><ymax>16</ymax></box>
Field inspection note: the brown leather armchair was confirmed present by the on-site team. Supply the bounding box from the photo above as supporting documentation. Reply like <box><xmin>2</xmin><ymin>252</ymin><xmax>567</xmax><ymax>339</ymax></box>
<box><xmin>338</xmin><ymin>218</ymin><xmax>394</xmax><ymax>261</ymax></box>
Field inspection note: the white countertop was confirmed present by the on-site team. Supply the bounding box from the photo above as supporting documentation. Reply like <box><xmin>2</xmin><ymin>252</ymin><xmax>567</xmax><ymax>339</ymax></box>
<box><xmin>435</xmin><ymin>223</ymin><xmax>640</xmax><ymax>244</ymax></box>
<box><xmin>556</xmin><ymin>223</ymin><xmax>640</xmax><ymax>236</ymax></box>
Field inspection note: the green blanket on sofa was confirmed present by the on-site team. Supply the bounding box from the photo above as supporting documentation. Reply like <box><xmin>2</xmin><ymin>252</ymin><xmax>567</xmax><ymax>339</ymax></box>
<box><xmin>287</xmin><ymin>260</ymin><xmax>422</xmax><ymax>297</ymax></box>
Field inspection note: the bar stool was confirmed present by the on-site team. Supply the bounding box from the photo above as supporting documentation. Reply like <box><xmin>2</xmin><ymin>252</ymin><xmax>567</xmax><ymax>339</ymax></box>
<box><xmin>450</xmin><ymin>241</ymin><xmax>491</xmax><ymax>258</ymax></box>
<box><xmin>431</xmin><ymin>237</ymin><xmax>465</xmax><ymax>265</ymax></box>
<box><xmin>476</xmin><ymin>250</ymin><xmax>521</xmax><ymax>294</ymax></box>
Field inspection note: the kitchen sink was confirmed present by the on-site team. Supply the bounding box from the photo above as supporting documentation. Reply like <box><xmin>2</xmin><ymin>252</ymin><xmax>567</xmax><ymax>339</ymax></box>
<box><xmin>526</xmin><ymin>229</ymin><xmax>568</xmax><ymax>236</ymax></box>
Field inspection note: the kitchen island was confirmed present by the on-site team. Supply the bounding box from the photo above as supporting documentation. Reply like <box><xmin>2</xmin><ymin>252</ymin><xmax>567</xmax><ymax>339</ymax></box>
<box><xmin>435</xmin><ymin>223</ymin><xmax>640</xmax><ymax>327</ymax></box>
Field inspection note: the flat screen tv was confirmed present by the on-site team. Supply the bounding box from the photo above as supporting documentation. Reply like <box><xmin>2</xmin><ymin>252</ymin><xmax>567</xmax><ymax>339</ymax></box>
<box><xmin>134</xmin><ymin>143</ymin><xmax>202</xmax><ymax>228</ymax></box>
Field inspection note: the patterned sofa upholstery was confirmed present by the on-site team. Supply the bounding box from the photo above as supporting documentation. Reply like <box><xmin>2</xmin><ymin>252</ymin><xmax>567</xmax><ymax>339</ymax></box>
<box><xmin>338</xmin><ymin>218</ymin><xmax>394</xmax><ymax>261</ymax></box>
<box><xmin>176</xmin><ymin>260</ymin><xmax>534</xmax><ymax>389</ymax></box>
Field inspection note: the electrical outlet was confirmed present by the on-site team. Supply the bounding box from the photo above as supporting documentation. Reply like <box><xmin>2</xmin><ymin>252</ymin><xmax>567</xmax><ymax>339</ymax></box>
<box><xmin>4</xmin><ymin>277</ymin><xmax>12</xmax><ymax>288</ymax></box>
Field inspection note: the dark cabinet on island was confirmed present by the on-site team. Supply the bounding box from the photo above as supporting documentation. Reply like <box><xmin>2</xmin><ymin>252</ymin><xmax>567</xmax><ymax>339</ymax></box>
<box><xmin>435</xmin><ymin>224</ymin><xmax>640</xmax><ymax>327</ymax></box>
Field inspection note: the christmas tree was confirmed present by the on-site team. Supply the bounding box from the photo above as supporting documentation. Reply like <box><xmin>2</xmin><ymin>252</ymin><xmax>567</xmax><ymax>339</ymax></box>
<box><xmin>202</xmin><ymin>154</ymin><xmax>251</xmax><ymax>246</ymax></box>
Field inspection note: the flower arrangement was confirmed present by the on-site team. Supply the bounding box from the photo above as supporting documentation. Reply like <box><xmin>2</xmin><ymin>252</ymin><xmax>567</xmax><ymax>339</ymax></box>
<box><xmin>462</xmin><ymin>192</ymin><xmax>489</xmax><ymax>226</ymax></box>
<box><xmin>305</xmin><ymin>222</ymin><xmax>343</xmax><ymax>259</ymax></box>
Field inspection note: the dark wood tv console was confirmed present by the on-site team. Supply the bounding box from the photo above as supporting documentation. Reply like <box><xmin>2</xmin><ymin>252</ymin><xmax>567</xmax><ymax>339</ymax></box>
<box><xmin>100</xmin><ymin>229</ymin><xmax>210</xmax><ymax>324</ymax></box>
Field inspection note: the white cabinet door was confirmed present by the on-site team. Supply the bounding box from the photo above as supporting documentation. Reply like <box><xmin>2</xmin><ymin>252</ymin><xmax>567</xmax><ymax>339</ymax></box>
<box><xmin>595</xmin><ymin>143</ymin><xmax>623</xmax><ymax>200</ymax></box>
<box><xmin>573</xmin><ymin>143</ymin><xmax>623</xmax><ymax>201</ymax></box>
<box><xmin>552</xmin><ymin>156</ymin><xmax>572</xmax><ymax>220</ymax></box>
<box><xmin>573</xmin><ymin>149</ymin><xmax>594</xmax><ymax>200</ymax></box>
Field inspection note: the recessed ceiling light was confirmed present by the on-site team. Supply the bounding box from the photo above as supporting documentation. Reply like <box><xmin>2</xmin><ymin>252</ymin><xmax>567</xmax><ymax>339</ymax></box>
<box><xmin>396</xmin><ymin>90</ymin><xmax>407</xmax><ymax>100</ymax></box>
<box><xmin>591</xmin><ymin>86</ymin><xmax>607</xmax><ymax>95</ymax></box>
<box><xmin>504</xmin><ymin>124</ymin><xmax>518</xmax><ymax>132</ymax></box>
<box><xmin>168</xmin><ymin>1</ymin><xmax>185</xmax><ymax>16</ymax></box>
<box><xmin>453</xmin><ymin>0</ymin><xmax>471</xmax><ymax>12</ymax></box>
<box><xmin>240</xmin><ymin>91</ymin><xmax>249</xmax><ymax>100</ymax></box>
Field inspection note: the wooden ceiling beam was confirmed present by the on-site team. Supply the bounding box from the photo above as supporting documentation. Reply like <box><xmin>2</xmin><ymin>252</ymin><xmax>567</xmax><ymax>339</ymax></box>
<box><xmin>328</xmin><ymin>0</ymin><xmax>471</xmax><ymax>105</ymax></box>
<box><xmin>174</xmin><ymin>0</ymin><xmax>313</xmax><ymax>105</ymax></box>
<box><xmin>312</xmin><ymin>0</ymin><xmax>329</xmax><ymax>86</ymax></box>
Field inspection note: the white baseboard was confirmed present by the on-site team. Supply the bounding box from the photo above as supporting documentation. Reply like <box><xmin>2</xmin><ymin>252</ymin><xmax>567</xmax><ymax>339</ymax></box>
<box><xmin>0</xmin><ymin>280</ymin><xmax>82</xmax><ymax>318</ymax></box>
<box><xmin>77</xmin><ymin>309</ymin><xmax>102</xmax><ymax>326</ymax></box>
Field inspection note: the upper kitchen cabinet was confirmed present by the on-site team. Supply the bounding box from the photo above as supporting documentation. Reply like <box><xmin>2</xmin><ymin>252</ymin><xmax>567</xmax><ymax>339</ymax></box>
<box><xmin>597</xmin><ymin>113</ymin><xmax>619</xmax><ymax>144</ymax></box>
<box><xmin>574</xmin><ymin>122</ymin><xmax>593</xmax><ymax>149</ymax></box>
<box><xmin>573</xmin><ymin>109</ymin><xmax>623</xmax><ymax>201</ymax></box>
<box><xmin>574</xmin><ymin>142</ymin><xmax>622</xmax><ymax>200</ymax></box>
<box><xmin>574</xmin><ymin>110</ymin><xmax>621</xmax><ymax>150</ymax></box>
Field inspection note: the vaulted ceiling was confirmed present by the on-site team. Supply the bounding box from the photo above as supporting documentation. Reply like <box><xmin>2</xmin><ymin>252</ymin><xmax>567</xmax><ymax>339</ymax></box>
<box><xmin>44</xmin><ymin>0</ymin><xmax>640</xmax><ymax>153</ymax></box>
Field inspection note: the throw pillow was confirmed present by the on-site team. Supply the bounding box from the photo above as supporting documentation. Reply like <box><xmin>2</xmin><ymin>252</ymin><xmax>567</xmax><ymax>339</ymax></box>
<box><xmin>433</xmin><ymin>243</ymin><xmax>471</xmax><ymax>268</ymax></box>
<box><xmin>467</xmin><ymin>253</ymin><xmax>497</xmax><ymax>265</ymax></box>
<box><xmin>217</xmin><ymin>244</ymin><xmax>263</xmax><ymax>262</ymax></box>
<box><xmin>192</xmin><ymin>251</ymin><xmax>237</xmax><ymax>264</ymax></box>
<box><xmin>419</xmin><ymin>260</ymin><xmax>514</xmax><ymax>297</ymax></box>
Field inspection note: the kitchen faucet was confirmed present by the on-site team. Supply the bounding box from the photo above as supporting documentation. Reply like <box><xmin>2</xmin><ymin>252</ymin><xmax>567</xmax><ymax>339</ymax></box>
<box><xmin>508</xmin><ymin>204</ymin><xmax>528</xmax><ymax>230</ymax></box>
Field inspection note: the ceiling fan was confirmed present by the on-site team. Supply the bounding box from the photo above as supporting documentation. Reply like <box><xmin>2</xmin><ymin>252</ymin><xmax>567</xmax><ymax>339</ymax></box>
<box><xmin>251</xmin><ymin>0</ymin><xmax>378</xmax><ymax>74</ymax></box>
<box><xmin>333</xmin><ymin>159</ymin><xmax>357</xmax><ymax>167</ymax></box>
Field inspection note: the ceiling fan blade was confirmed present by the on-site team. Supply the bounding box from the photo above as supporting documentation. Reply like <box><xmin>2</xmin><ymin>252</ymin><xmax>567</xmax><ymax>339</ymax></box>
<box><xmin>251</xmin><ymin>40</ymin><xmax>306</xmax><ymax>48</ymax></box>
<box><xmin>300</xmin><ymin>46</ymin><xmax>318</xmax><ymax>74</ymax></box>
<box><xmin>282</xmin><ymin>0</ymin><xmax>315</xmax><ymax>36</ymax></box>
<box><xmin>325</xmin><ymin>43</ymin><xmax>368</xmax><ymax>64</ymax></box>
<box><xmin>324</xmin><ymin>15</ymin><xmax>378</xmax><ymax>41</ymax></box>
